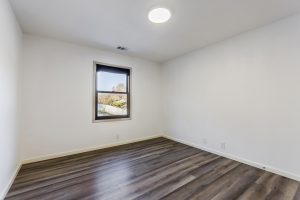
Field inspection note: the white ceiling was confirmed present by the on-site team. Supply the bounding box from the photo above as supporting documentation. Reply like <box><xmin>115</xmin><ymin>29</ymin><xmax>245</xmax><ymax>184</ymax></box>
<box><xmin>9</xmin><ymin>0</ymin><xmax>300</xmax><ymax>62</ymax></box>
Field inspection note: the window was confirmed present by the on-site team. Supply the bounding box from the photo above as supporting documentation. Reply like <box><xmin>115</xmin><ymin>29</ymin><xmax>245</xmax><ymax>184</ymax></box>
<box><xmin>93</xmin><ymin>62</ymin><xmax>131</xmax><ymax>121</ymax></box>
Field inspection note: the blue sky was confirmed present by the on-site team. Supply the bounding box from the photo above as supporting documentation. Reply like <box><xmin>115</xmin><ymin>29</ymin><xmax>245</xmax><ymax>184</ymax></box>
<box><xmin>97</xmin><ymin>71</ymin><xmax>126</xmax><ymax>91</ymax></box>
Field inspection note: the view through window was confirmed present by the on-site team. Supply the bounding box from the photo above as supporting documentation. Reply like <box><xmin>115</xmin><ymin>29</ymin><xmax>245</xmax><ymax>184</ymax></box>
<box><xmin>94</xmin><ymin>63</ymin><xmax>131</xmax><ymax>120</ymax></box>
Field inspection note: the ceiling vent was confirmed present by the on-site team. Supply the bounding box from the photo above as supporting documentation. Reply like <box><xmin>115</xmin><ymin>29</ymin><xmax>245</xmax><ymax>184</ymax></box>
<box><xmin>116</xmin><ymin>46</ymin><xmax>128</xmax><ymax>51</ymax></box>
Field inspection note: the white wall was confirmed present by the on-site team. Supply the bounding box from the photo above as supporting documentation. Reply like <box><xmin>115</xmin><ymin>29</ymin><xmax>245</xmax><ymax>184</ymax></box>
<box><xmin>0</xmin><ymin>0</ymin><xmax>23</xmax><ymax>198</ymax></box>
<box><xmin>21</xmin><ymin>35</ymin><xmax>163</xmax><ymax>161</ymax></box>
<box><xmin>162</xmin><ymin>14</ymin><xmax>300</xmax><ymax>180</ymax></box>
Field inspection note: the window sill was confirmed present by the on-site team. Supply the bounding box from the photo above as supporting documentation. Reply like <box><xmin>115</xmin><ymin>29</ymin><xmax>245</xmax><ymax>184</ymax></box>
<box><xmin>92</xmin><ymin>117</ymin><xmax>131</xmax><ymax>123</ymax></box>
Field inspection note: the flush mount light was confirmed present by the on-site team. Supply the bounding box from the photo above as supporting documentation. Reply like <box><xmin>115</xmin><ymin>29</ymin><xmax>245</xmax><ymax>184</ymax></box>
<box><xmin>148</xmin><ymin>8</ymin><xmax>171</xmax><ymax>23</ymax></box>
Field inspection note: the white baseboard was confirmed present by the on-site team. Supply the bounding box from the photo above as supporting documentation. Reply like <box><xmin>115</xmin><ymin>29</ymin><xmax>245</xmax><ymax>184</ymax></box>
<box><xmin>163</xmin><ymin>134</ymin><xmax>300</xmax><ymax>182</ymax></box>
<box><xmin>0</xmin><ymin>163</ymin><xmax>22</xmax><ymax>200</ymax></box>
<box><xmin>22</xmin><ymin>134</ymin><xmax>164</xmax><ymax>164</ymax></box>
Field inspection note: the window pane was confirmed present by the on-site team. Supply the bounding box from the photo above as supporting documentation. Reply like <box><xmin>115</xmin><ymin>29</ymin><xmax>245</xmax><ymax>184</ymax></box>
<box><xmin>97</xmin><ymin>93</ymin><xmax>128</xmax><ymax>116</ymax></box>
<box><xmin>97</xmin><ymin>71</ymin><xmax>127</xmax><ymax>92</ymax></box>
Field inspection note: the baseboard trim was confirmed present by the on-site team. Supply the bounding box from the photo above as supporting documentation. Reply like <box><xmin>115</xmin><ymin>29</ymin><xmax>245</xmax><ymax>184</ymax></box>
<box><xmin>163</xmin><ymin>135</ymin><xmax>300</xmax><ymax>182</ymax></box>
<box><xmin>22</xmin><ymin>134</ymin><xmax>164</xmax><ymax>164</ymax></box>
<box><xmin>1</xmin><ymin>162</ymin><xmax>22</xmax><ymax>200</ymax></box>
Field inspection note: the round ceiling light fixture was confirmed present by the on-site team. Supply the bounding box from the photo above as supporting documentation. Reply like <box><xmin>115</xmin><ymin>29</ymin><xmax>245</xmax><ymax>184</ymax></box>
<box><xmin>148</xmin><ymin>7</ymin><xmax>171</xmax><ymax>23</ymax></box>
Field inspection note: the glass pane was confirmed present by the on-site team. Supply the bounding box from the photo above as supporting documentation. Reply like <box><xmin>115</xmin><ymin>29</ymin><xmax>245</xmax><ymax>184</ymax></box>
<box><xmin>97</xmin><ymin>71</ymin><xmax>127</xmax><ymax>92</ymax></box>
<box><xmin>97</xmin><ymin>93</ymin><xmax>128</xmax><ymax>117</ymax></box>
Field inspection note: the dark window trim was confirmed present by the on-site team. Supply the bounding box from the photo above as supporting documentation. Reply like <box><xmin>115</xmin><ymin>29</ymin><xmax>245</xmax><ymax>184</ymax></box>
<box><xmin>93</xmin><ymin>61</ymin><xmax>132</xmax><ymax>122</ymax></box>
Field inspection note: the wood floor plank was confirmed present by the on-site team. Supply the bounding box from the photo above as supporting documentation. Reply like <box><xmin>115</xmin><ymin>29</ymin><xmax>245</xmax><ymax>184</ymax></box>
<box><xmin>12</xmin><ymin>142</ymin><xmax>182</xmax><ymax>187</ymax></box>
<box><xmin>161</xmin><ymin>160</ymin><xmax>241</xmax><ymax>200</ymax></box>
<box><xmin>265</xmin><ymin>178</ymin><xmax>299</xmax><ymax>200</ymax></box>
<box><xmin>16</xmin><ymin>139</ymin><xmax>176</xmax><ymax>180</ymax></box>
<box><xmin>236</xmin><ymin>172</ymin><xmax>284</xmax><ymax>200</ymax></box>
<box><xmin>90</xmin><ymin>154</ymin><xmax>219</xmax><ymax>200</ymax></box>
<box><xmin>5</xmin><ymin>137</ymin><xmax>300</xmax><ymax>200</ymax></box>
<box><xmin>189</xmin><ymin>164</ymin><xmax>255</xmax><ymax>200</ymax></box>
<box><xmin>43</xmin><ymin>147</ymin><xmax>200</xmax><ymax>200</ymax></box>
<box><xmin>6</xmin><ymin>144</ymin><xmax>199</xmax><ymax>199</ymax></box>
<box><xmin>210</xmin><ymin>166</ymin><xmax>263</xmax><ymax>200</ymax></box>
<box><xmin>134</xmin><ymin>156</ymin><xmax>222</xmax><ymax>200</ymax></box>
<box><xmin>18</xmin><ymin>138</ymin><xmax>170</xmax><ymax>175</ymax></box>
<box><xmin>293</xmin><ymin>185</ymin><xmax>300</xmax><ymax>200</ymax></box>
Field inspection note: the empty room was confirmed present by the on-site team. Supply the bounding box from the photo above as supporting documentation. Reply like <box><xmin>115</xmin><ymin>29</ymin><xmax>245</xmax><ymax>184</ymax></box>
<box><xmin>1</xmin><ymin>0</ymin><xmax>300</xmax><ymax>199</ymax></box>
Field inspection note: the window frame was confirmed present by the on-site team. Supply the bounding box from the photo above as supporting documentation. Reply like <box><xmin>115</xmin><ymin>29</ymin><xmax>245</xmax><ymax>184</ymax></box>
<box><xmin>93</xmin><ymin>61</ymin><xmax>132</xmax><ymax>122</ymax></box>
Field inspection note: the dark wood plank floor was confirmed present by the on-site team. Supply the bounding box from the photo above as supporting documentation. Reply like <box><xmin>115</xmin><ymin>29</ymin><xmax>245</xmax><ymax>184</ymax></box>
<box><xmin>5</xmin><ymin>137</ymin><xmax>300</xmax><ymax>200</ymax></box>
